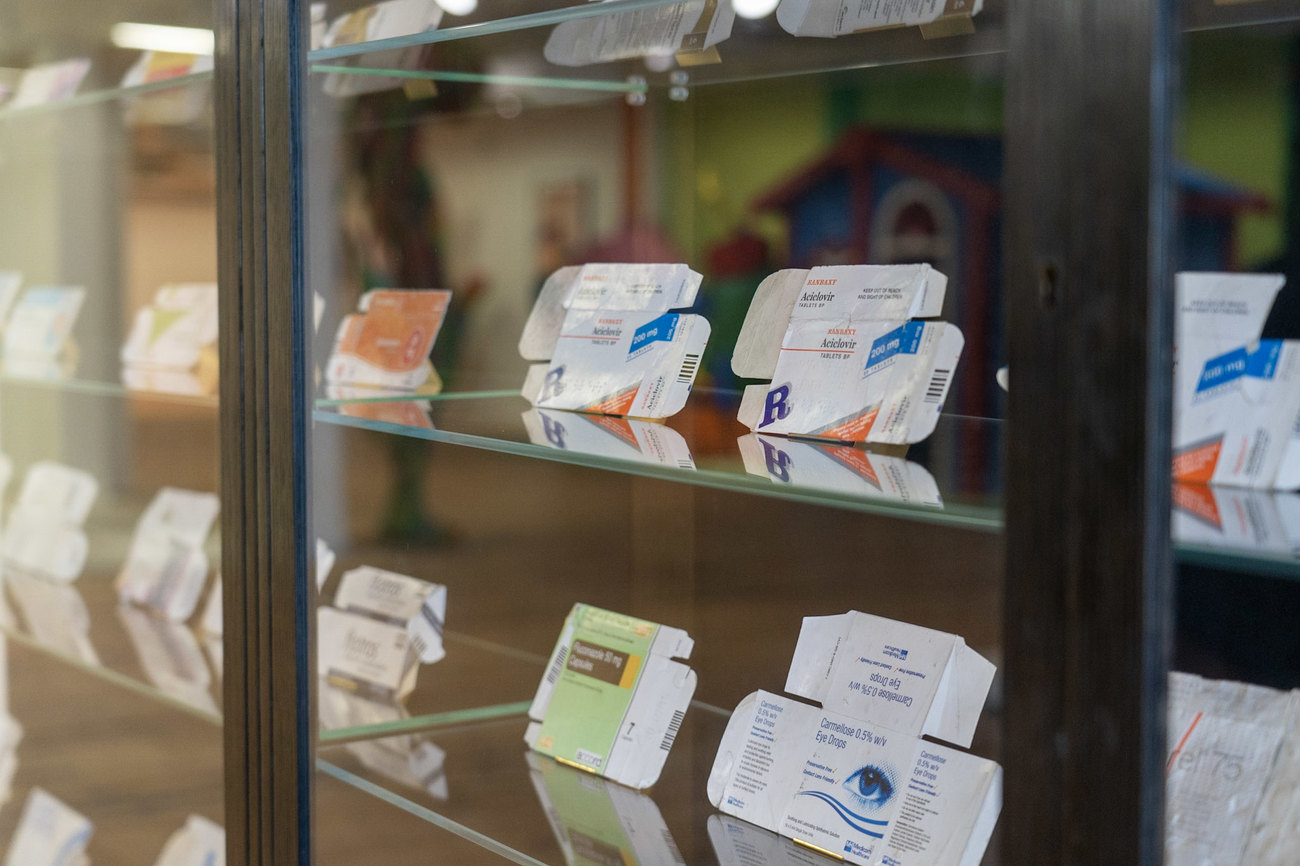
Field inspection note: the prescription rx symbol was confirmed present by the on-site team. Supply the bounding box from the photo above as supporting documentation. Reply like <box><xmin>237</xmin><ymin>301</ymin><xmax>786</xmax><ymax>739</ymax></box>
<box><xmin>760</xmin><ymin>438</ymin><xmax>792</xmax><ymax>483</ymax></box>
<box><xmin>761</xmin><ymin>383</ymin><xmax>793</xmax><ymax>428</ymax></box>
<box><xmin>541</xmin><ymin>365</ymin><xmax>566</xmax><ymax>401</ymax></box>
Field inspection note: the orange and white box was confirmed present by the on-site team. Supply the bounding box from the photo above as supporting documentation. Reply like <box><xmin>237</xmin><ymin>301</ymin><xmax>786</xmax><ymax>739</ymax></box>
<box><xmin>1173</xmin><ymin>273</ymin><xmax>1300</xmax><ymax>490</ymax></box>
<box><xmin>733</xmin><ymin>265</ymin><xmax>962</xmax><ymax>444</ymax></box>
<box><xmin>326</xmin><ymin>289</ymin><xmax>451</xmax><ymax>391</ymax></box>
<box><xmin>519</xmin><ymin>264</ymin><xmax>710</xmax><ymax>419</ymax></box>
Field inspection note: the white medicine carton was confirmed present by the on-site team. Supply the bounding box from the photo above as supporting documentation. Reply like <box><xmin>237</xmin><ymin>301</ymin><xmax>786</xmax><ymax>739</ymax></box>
<box><xmin>1173</xmin><ymin>273</ymin><xmax>1300</xmax><ymax>489</ymax></box>
<box><xmin>707</xmin><ymin>612</ymin><xmax>1000</xmax><ymax>866</ymax></box>
<box><xmin>519</xmin><ymin>264</ymin><xmax>710</xmax><ymax>420</ymax></box>
<box><xmin>334</xmin><ymin>565</ymin><xmax>446</xmax><ymax>664</ymax></box>
<box><xmin>777</xmin><ymin>0</ymin><xmax>983</xmax><ymax>37</ymax></box>
<box><xmin>116</xmin><ymin>487</ymin><xmax>220</xmax><ymax>622</ymax></box>
<box><xmin>152</xmin><ymin>815</ymin><xmax>225</xmax><ymax>866</ymax></box>
<box><xmin>734</xmin><ymin>265</ymin><xmax>962</xmax><ymax>444</ymax></box>
<box><xmin>544</xmin><ymin>0</ymin><xmax>735</xmax><ymax>67</ymax></box>
<box><xmin>2</xmin><ymin>461</ymin><xmax>97</xmax><ymax>583</ymax></box>
<box><xmin>2</xmin><ymin>788</ymin><xmax>93</xmax><ymax>866</ymax></box>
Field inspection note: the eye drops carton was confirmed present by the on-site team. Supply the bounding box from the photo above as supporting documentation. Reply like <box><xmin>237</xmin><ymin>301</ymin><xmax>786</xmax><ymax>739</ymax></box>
<box><xmin>2</xmin><ymin>788</ymin><xmax>93</xmax><ymax>866</ymax></box>
<box><xmin>519</xmin><ymin>264</ymin><xmax>710</xmax><ymax>420</ymax></box>
<box><xmin>737</xmin><ymin>433</ymin><xmax>941</xmax><ymax>507</ymax></box>
<box><xmin>525</xmin><ymin>603</ymin><xmax>697</xmax><ymax>789</ymax></box>
<box><xmin>707</xmin><ymin>612</ymin><xmax>1000</xmax><ymax>866</ymax></box>
<box><xmin>776</xmin><ymin>0</ymin><xmax>983</xmax><ymax>39</ymax></box>
<box><xmin>543</xmin><ymin>0</ymin><xmax>735</xmax><ymax>67</ymax></box>
<box><xmin>522</xmin><ymin>408</ymin><xmax>697</xmax><ymax>470</ymax></box>
<box><xmin>116</xmin><ymin>488</ymin><xmax>220</xmax><ymax>622</ymax></box>
<box><xmin>733</xmin><ymin>265</ymin><xmax>961</xmax><ymax>444</ymax></box>
<box><xmin>2</xmin><ymin>461</ymin><xmax>96</xmax><ymax>583</ymax></box>
<box><xmin>326</xmin><ymin>289</ymin><xmax>451</xmax><ymax>391</ymax></box>
<box><xmin>320</xmin><ymin>0</ymin><xmax>444</xmax><ymax>96</ymax></box>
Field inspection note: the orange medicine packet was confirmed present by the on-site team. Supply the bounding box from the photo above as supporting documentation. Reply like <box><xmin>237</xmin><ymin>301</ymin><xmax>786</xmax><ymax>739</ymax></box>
<box><xmin>326</xmin><ymin>289</ymin><xmax>451</xmax><ymax>390</ymax></box>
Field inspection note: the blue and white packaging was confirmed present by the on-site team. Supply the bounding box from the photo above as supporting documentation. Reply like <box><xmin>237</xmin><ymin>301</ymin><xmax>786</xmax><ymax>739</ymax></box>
<box><xmin>520</xmin><ymin>264</ymin><xmax>710</xmax><ymax>420</ymax></box>
<box><xmin>737</xmin><ymin>433</ymin><xmax>941</xmax><ymax>507</ymax></box>
<box><xmin>707</xmin><ymin>612</ymin><xmax>1000</xmax><ymax>866</ymax></box>
<box><xmin>2</xmin><ymin>788</ymin><xmax>92</xmax><ymax>866</ymax></box>
<box><xmin>152</xmin><ymin>815</ymin><xmax>225</xmax><ymax>866</ymax></box>
<box><xmin>522</xmin><ymin>407</ymin><xmax>696</xmax><ymax>470</ymax></box>
<box><xmin>733</xmin><ymin>266</ymin><xmax>961</xmax><ymax>444</ymax></box>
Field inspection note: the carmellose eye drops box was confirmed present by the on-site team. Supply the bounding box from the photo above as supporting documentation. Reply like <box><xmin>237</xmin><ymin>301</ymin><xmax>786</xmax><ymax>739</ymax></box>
<box><xmin>519</xmin><ymin>264</ymin><xmax>710</xmax><ymax>420</ymax></box>
<box><xmin>707</xmin><ymin>612</ymin><xmax>1000</xmax><ymax>866</ymax></box>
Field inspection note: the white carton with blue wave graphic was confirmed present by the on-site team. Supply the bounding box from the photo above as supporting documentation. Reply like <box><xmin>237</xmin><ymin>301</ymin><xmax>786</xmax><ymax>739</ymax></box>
<box><xmin>519</xmin><ymin>264</ymin><xmax>710</xmax><ymax>420</ymax></box>
<box><xmin>707</xmin><ymin>612</ymin><xmax>1000</xmax><ymax>866</ymax></box>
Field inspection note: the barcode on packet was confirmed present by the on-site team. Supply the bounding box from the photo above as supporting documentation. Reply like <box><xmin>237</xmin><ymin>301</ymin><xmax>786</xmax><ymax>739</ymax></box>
<box><xmin>545</xmin><ymin>644</ymin><xmax>569</xmax><ymax>686</ymax></box>
<box><xmin>410</xmin><ymin>633</ymin><xmax>428</xmax><ymax>658</ymax></box>
<box><xmin>676</xmin><ymin>353</ymin><xmax>700</xmax><ymax>384</ymax></box>
<box><xmin>660</xmin><ymin>709</ymin><xmax>685</xmax><ymax>751</ymax></box>
<box><xmin>923</xmin><ymin>369</ymin><xmax>951</xmax><ymax>404</ymax></box>
<box><xmin>676</xmin><ymin>458</ymin><xmax>695</xmax><ymax>470</ymax></box>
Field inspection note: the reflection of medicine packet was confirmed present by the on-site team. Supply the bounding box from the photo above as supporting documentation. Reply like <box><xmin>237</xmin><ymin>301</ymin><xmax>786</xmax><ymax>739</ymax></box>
<box><xmin>318</xmin><ymin>606</ymin><xmax>420</xmax><ymax>701</ymax></box>
<box><xmin>734</xmin><ymin>266</ymin><xmax>961</xmax><ymax>444</ymax></box>
<box><xmin>522</xmin><ymin>408</ymin><xmax>696</xmax><ymax>470</ymax></box>
<box><xmin>520</xmin><ymin>265</ymin><xmax>710</xmax><ymax>420</ymax></box>
<box><xmin>116</xmin><ymin>488</ymin><xmax>220</xmax><ymax>622</ymax></box>
<box><xmin>526</xmin><ymin>603</ymin><xmax>696</xmax><ymax>789</ymax></box>
<box><xmin>334</xmin><ymin>565</ymin><xmax>446</xmax><ymax>664</ymax></box>
<box><xmin>320</xmin><ymin>0</ymin><xmax>444</xmax><ymax>96</ymax></box>
<box><xmin>2</xmin><ymin>461</ymin><xmax>97</xmax><ymax>583</ymax></box>
<box><xmin>2</xmin><ymin>788</ymin><xmax>93</xmax><ymax>866</ymax></box>
<box><xmin>737</xmin><ymin>433</ymin><xmax>941</xmax><ymax>506</ymax></box>
<box><xmin>3</xmin><ymin>287</ymin><xmax>85</xmax><ymax>361</ymax></box>
<box><xmin>5</xmin><ymin>573</ymin><xmax>98</xmax><ymax>665</ymax></box>
<box><xmin>543</xmin><ymin>0</ymin><xmax>735</xmax><ymax>66</ymax></box>
<box><xmin>776</xmin><ymin>0</ymin><xmax>983</xmax><ymax>37</ymax></box>
<box><xmin>152</xmin><ymin>815</ymin><xmax>225</xmax><ymax>866</ymax></box>
<box><xmin>326</xmin><ymin>289</ymin><xmax>451</xmax><ymax>390</ymax></box>
<box><xmin>8</xmin><ymin>59</ymin><xmax>90</xmax><ymax>108</ymax></box>
<box><xmin>117</xmin><ymin>605</ymin><xmax>219</xmax><ymax>716</ymax></box>
<box><xmin>526</xmin><ymin>750</ymin><xmax>685</xmax><ymax>866</ymax></box>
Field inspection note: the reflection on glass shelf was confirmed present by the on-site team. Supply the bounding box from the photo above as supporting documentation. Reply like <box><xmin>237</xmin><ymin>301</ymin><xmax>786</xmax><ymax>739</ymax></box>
<box><xmin>318</xmin><ymin>709</ymin><xmax>734</xmax><ymax>866</ymax></box>
<box><xmin>311</xmin><ymin>65</ymin><xmax>648</xmax><ymax>95</ymax></box>
<box><xmin>1173</xmin><ymin>483</ymin><xmax>1300</xmax><ymax>579</ymax></box>
<box><xmin>0</xmin><ymin>72</ymin><xmax>212</xmax><ymax>122</ymax></box>
<box><xmin>315</xmin><ymin>391</ymin><xmax>1003</xmax><ymax>530</ymax></box>
<box><xmin>709</xmin><ymin>813</ymin><xmax>819</xmax><ymax>866</ymax></box>
<box><xmin>321</xmin><ymin>681</ymin><xmax>449</xmax><ymax>801</ymax></box>
<box><xmin>0</xmin><ymin>370</ymin><xmax>218</xmax><ymax>407</ymax></box>
<box><xmin>117</xmin><ymin>605</ymin><xmax>220</xmax><ymax>717</ymax></box>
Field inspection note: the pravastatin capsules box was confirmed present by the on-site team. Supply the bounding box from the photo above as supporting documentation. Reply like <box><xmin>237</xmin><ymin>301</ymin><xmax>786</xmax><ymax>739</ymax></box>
<box><xmin>519</xmin><ymin>264</ymin><xmax>710</xmax><ymax>420</ymax></box>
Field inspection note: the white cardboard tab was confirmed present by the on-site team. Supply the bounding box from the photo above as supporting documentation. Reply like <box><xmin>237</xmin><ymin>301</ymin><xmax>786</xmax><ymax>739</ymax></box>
<box><xmin>734</xmin><ymin>266</ymin><xmax>960</xmax><ymax>444</ymax></box>
<box><xmin>116</xmin><ymin>488</ymin><xmax>220</xmax><ymax>622</ymax></box>
<box><xmin>3</xmin><ymin>788</ymin><xmax>93</xmax><ymax>866</ymax></box>
<box><xmin>334</xmin><ymin>565</ymin><xmax>446</xmax><ymax>663</ymax></box>
<box><xmin>152</xmin><ymin>815</ymin><xmax>225</xmax><ymax>866</ymax></box>
<box><xmin>525</xmin><ymin>603</ymin><xmax>696</xmax><ymax>790</ymax></box>
<box><xmin>519</xmin><ymin>265</ymin><xmax>709</xmax><ymax>420</ymax></box>
<box><xmin>8</xmin><ymin>59</ymin><xmax>90</xmax><ymax>108</ymax></box>
<box><xmin>783</xmin><ymin>612</ymin><xmax>994</xmax><ymax>748</ymax></box>
<box><xmin>544</xmin><ymin>0</ymin><xmax>735</xmax><ymax>66</ymax></box>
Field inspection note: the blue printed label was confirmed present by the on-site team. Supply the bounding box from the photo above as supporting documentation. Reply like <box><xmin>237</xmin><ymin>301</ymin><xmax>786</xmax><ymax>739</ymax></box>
<box><xmin>1196</xmin><ymin>340</ymin><xmax>1282</xmax><ymax>394</ymax></box>
<box><xmin>628</xmin><ymin>313</ymin><xmax>679</xmax><ymax>358</ymax></box>
<box><xmin>864</xmin><ymin>322</ymin><xmax>924</xmax><ymax>375</ymax></box>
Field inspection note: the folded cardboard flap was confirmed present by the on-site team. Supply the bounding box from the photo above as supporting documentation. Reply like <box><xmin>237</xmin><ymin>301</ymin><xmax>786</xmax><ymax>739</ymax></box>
<box><xmin>777</xmin><ymin>0</ymin><xmax>984</xmax><ymax>37</ymax></box>
<box><xmin>520</xmin><ymin>266</ymin><xmax>582</xmax><ymax>361</ymax></box>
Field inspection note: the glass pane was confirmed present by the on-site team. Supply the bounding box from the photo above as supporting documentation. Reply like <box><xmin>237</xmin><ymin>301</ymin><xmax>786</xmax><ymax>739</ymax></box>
<box><xmin>305</xmin><ymin>2</ymin><xmax>1008</xmax><ymax>864</ymax></box>
<box><xmin>1167</xmin><ymin>12</ymin><xmax>1300</xmax><ymax>866</ymax></box>
<box><xmin>0</xmin><ymin>0</ymin><xmax>224</xmax><ymax>860</ymax></box>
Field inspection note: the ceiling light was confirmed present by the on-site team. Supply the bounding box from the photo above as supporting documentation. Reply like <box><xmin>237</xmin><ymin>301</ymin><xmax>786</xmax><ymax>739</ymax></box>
<box><xmin>435</xmin><ymin>0</ymin><xmax>478</xmax><ymax>15</ymax></box>
<box><xmin>733</xmin><ymin>0</ymin><xmax>780</xmax><ymax>19</ymax></box>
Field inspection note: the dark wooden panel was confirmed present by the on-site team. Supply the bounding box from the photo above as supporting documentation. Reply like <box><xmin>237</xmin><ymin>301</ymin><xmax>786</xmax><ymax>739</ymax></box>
<box><xmin>216</xmin><ymin>0</ymin><xmax>315</xmax><ymax>863</ymax></box>
<box><xmin>1003</xmin><ymin>0</ymin><xmax>1176</xmax><ymax>862</ymax></box>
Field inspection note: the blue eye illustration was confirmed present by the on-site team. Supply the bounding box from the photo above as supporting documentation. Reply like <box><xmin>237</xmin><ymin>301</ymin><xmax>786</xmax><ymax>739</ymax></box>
<box><xmin>842</xmin><ymin>764</ymin><xmax>895</xmax><ymax>810</ymax></box>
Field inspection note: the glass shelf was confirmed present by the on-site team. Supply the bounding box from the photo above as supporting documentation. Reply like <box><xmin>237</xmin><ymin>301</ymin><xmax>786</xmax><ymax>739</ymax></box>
<box><xmin>0</xmin><ymin>372</ymin><xmax>218</xmax><ymax>408</ymax></box>
<box><xmin>0</xmin><ymin>72</ymin><xmax>212</xmax><ymax>122</ymax></box>
<box><xmin>314</xmin><ymin>391</ymin><xmax>1004</xmax><ymax>532</ymax></box>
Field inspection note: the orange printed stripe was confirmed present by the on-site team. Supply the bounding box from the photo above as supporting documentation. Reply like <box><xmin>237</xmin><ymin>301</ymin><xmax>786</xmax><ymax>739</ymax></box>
<box><xmin>1167</xmin><ymin>711</ymin><xmax>1203</xmax><ymax>776</ymax></box>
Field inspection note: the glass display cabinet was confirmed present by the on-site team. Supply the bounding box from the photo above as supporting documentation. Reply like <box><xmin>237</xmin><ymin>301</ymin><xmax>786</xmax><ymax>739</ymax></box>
<box><xmin>1</xmin><ymin>0</ymin><xmax>1298</xmax><ymax>863</ymax></box>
